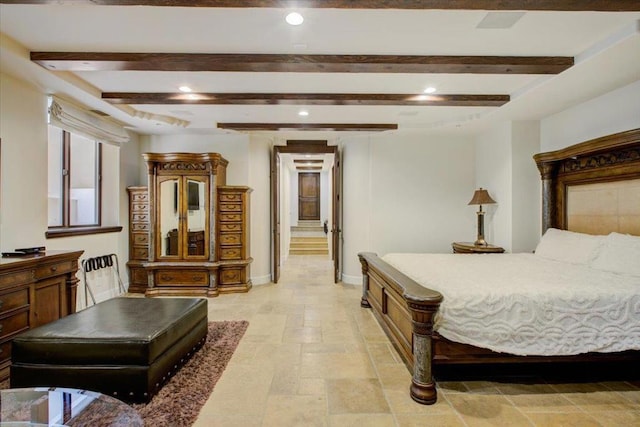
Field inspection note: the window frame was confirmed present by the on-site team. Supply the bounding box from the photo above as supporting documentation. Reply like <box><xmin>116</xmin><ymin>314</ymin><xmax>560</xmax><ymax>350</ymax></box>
<box><xmin>46</xmin><ymin>127</ymin><xmax>122</xmax><ymax>238</ymax></box>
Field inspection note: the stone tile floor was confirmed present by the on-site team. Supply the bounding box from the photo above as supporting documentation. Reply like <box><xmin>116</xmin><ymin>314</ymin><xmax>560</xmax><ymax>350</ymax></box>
<box><xmin>194</xmin><ymin>255</ymin><xmax>640</xmax><ymax>426</ymax></box>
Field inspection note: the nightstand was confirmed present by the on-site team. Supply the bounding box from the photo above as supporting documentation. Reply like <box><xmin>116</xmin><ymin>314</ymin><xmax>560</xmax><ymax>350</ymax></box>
<box><xmin>452</xmin><ymin>242</ymin><xmax>505</xmax><ymax>254</ymax></box>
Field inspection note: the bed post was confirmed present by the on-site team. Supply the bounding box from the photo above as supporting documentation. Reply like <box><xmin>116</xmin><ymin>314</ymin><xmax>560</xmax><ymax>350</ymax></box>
<box><xmin>406</xmin><ymin>298</ymin><xmax>440</xmax><ymax>405</ymax></box>
<box><xmin>358</xmin><ymin>252</ymin><xmax>443</xmax><ymax>405</ymax></box>
<box><xmin>359</xmin><ymin>255</ymin><xmax>372</xmax><ymax>308</ymax></box>
<box><xmin>536</xmin><ymin>159</ymin><xmax>559</xmax><ymax>234</ymax></box>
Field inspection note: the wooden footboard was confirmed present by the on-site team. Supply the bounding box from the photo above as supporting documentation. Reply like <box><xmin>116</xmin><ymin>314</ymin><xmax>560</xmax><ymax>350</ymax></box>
<box><xmin>358</xmin><ymin>252</ymin><xmax>442</xmax><ymax>404</ymax></box>
<box><xmin>359</xmin><ymin>252</ymin><xmax>640</xmax><ymax>405</ymax></box>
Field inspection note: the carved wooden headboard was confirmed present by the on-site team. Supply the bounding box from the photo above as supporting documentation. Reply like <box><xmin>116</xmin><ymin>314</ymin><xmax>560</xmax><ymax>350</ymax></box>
<box><xmin>534</xmin><ymin>128</ymin><xmax>640</xmax><ymax>236</ymax></box>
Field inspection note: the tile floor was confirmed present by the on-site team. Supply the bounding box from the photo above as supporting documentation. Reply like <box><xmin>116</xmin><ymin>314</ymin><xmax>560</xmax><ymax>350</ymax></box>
<box><xmin>193</xmin><ymin>255</ymin><xmax>640</xmax><ymax>426</ymax></box>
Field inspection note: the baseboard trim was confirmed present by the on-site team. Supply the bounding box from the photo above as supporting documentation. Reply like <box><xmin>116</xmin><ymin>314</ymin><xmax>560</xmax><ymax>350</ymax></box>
<box><xmin>251</xmin><ymin>274</ymin><xmax>272</xmax><ymax>285</ymax></box>
<box><xmin>341</xmin><ymin>274</ymin><xmax>362</xmax><ymax>285</ymax></box>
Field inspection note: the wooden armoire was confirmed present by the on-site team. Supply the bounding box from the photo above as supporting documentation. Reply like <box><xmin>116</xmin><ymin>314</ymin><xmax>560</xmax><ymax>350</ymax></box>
<box><xmin>127</xmin><ymin>153</ymin><xmax>252</xmax><ymax>297</ymax></box>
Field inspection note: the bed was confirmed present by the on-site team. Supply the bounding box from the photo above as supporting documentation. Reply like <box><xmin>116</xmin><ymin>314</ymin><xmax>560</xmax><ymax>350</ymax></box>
<box><xmin>358</xmin><ymin>128</ymin><xmax>640</xmax><ymax>405</ymax></box>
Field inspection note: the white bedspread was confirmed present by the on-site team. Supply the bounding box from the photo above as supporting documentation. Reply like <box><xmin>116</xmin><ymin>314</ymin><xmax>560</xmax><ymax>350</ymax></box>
<box><xmin>382</xmin><ymin>253</ymin><xmax>640</xmax><ymax>356</ymax></box>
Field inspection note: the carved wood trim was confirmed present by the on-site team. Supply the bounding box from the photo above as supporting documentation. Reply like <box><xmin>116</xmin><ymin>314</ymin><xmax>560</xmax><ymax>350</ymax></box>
<box><xmin>32</xmin><ymin>52</ymin><xmax>573</xmax><ymax>75</ymax></box>
<box><xmin>7</xmin><ymin>1</ymin><xmax>639</xmax><ymax>11</ymax></box>
<box><xmin>534</xmin><ymin>128</ymin><xmax>640</xmax><ymax>233</ymax></box>
<box><xmin>158</xmin><ymin>162</ymin><xmax>210</xmax><ymax>172</ymax></box>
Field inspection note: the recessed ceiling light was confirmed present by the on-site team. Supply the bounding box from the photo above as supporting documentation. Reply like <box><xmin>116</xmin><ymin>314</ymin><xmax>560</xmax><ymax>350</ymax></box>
<box><xmin>305</xmin><ymin>155</ymin><xmax>312</xmax><ymax>158</ymax></box>
<box><xmin>424</xmin><ymin>87</ymin><xmax>437</xmax><ymax>94</ymax></box>
<box><xmin>286</xmin><ymin>12</ymin><xmax>304</xmax><ymax>26</ymax></box>
<box><xmin>179</xmin><ymin>86</ymin><xmax>192</xmax><ymax>93</ymax></box>
<box><xmin>298</xmin><ymin>110</ymin><xmax>309</xmax><ymax>117</ymax></box>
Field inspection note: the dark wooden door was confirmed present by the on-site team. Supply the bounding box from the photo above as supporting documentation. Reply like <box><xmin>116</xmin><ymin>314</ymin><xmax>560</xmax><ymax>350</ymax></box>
<box><xmin>298</xmin><ymin>173</ymin><xmax>320</xmax><ymax>221</ymax></box>
<box><xmin>271</xmin><ymin>149</ymin><xmax>281</xmax><ymax>283</ymax></box>
<box><xmin>332</xmin><ymin>151</ymin><xmax>342</xmax><ymax>283</ymax></box>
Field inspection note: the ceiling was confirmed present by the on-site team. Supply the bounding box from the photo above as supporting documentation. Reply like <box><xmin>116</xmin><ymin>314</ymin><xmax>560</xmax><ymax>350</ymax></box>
<box><xmin>1</xmin><ymin>2</ymin><xmax>639</xmax><ymax>139</ymax></box>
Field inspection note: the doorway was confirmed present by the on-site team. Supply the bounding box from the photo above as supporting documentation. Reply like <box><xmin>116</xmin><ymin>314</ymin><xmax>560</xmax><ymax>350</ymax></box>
<box><xmin>271</xmin><ymin>141</ymin><xmax>342</xmax><ymax>284</ymax></box>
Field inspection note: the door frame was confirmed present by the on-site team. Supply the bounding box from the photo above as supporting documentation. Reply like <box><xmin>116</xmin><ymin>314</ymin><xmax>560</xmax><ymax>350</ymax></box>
<box><xmin>271</xmin><ymin>143</ymin><xmax>341</xmax><ymax>283</ymax></box>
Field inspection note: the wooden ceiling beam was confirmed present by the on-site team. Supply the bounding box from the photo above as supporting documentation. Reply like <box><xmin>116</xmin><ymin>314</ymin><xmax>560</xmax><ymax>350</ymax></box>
<box><xmin>217</xmin><ymin>123</ymin><xmax>397</xmax><ymax>131</ymax></box>
<box><xmin>294</xmin><ymin>159</ymin><xmax>324</xmax><ymax>163</ymax></box>
<box><xmin>5</xmin><ymin>1</ymin><xmax>639</xmax><ymax>11</ymax></box>
<box><xmin>32</xmin><ymin>53</ymin><xmax>573</xmax><ymax>74</ymax></box>
<box><xmin>102</xmin><ymin>93</ymin><xmax>510</xmax><ymax>107</ymax></box>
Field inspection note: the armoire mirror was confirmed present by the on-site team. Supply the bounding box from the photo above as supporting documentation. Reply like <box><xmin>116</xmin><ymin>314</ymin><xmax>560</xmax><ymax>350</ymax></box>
<box><xmin>159</xmin><ymin>178</ymin><xmax>180</xmax><ymax>257</ymax></box>
<box><xmin>185</xmin><ymin>179</ymin><xmax>206</xmax><ymax>256</ymax></box>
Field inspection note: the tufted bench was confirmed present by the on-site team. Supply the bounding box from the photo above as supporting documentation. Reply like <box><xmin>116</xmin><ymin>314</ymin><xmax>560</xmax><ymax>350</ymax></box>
<box><xmin>10</xmin><ymin>297</ymin><xmax>207</xmax><ymax>403</ymax></box>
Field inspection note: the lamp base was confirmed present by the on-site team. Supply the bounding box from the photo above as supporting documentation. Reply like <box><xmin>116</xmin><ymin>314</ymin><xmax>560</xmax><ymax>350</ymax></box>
<box><xmin>474</xmin><ymin>238</ymin><xmax>488</xmax><ymax>247</ymax></box>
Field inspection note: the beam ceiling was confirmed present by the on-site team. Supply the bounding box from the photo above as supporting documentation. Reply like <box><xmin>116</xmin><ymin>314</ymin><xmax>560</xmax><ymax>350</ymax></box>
<box><xmin>32</xmin><ymin>53</ymin><xmax>573</xmax><ymax>75</ymax></box>
<box><xmin>3</xmin><ymin>1</ymin><xmax>638</xmax><ymax>11</ymax></box>
<box><xmin>217</xmin><ymin>123</ymin><xmax>398</xmax><ymax>131</ymax></box>
<box><xmin>102</xmin><ymin>93</ymin><xmax>510</xmax><ymax>107</ymax></box>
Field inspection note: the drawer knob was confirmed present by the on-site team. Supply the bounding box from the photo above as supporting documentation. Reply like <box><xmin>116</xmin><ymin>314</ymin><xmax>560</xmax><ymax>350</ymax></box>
<box><xmin>50</xmin><ymin>266</ymin><xmax>58</xmax><ymax>272</ymax></box>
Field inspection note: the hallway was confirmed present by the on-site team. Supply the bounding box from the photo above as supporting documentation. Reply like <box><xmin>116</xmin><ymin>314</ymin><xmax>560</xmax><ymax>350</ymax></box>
<box><xmin>194</xmin><ymin>256</ymin><xmax>639</xmax><ymax>426</ymax></box>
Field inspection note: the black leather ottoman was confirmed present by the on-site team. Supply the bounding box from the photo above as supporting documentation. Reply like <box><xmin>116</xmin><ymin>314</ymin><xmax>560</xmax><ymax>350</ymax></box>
<box><xmin>10</xmin><ymin>297</ymin><xmax>207</xmax><ymax>403</ymax></box>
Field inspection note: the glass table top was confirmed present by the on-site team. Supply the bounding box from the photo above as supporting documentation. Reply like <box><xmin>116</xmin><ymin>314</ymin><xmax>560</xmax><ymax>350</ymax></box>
<box><xmin>0</xmin><ymin>387</ymin><xmax>142</xmax><ymax>427</ymax></box>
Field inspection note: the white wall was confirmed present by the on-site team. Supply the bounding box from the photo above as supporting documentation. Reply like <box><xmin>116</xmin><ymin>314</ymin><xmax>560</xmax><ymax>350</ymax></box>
<box><xmin>511</xmin><ymin>121</ymin><xmax>541</xmax><ymax>252</ymax></box>
<box><xmin>341</xmin><ymin>131</ymin><xmax>476</xmax><ymax>284</ymax></box>
<box><xmin>475</xmin><ymin>121</ymin><xmax>542</xmax><ymax>253</ymax></box>
<box><xmin>475</xmin><ymin>122</ymin><xmax>512</xmax><ymax>250</ymax></box>
<box><xmin>341</xmin><ymin>136</ymin><xmax>372</xmax><ymax>284</ymax></box>
<box><xmin>248</xmin><ymin>135</ymin><xmax>272</xmax><ymax>285</ymax></box>
<box><xmin>0</xmin><ymin>72</ymin><xmax>49</xmax><ymax>250</ymax></box>
<box><xmin>0</xmin><ymin>72</ymin><xmax>140</xmax><ymax>309</ymax></box>
<box><xmin>541</xmin><ymin>80</ymin><xmax>640</xmax><ymax>152</ymax></box>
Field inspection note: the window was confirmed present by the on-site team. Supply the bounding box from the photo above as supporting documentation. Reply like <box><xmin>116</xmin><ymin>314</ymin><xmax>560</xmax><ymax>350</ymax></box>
<box><xmin>47</xmin><ymin>125</ymin><xmax>102</xmax><ymax>228</ymax></box>
<box><xmin>46</xmin><ymin>96</ymin><xmax>125</xmax><ymax>238</ymax></box>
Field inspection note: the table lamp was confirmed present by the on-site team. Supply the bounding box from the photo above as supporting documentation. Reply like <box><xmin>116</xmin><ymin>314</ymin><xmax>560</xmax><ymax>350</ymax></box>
<box><xmin>468</xmin><ymin>188</ymin><xmax>496</xmax><ymax>246</ymax></box>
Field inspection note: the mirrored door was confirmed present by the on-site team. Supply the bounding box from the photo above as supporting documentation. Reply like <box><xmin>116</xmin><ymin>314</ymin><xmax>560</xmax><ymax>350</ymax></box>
<box><xmin>184</xmin><ymin>177</ymin><xmax>208</xmax><ymax>258</ymax></box>
<box><xmin>158</xmin><ymin>177</ymin><xmax>181</xmax><ymax>258</ymax></box>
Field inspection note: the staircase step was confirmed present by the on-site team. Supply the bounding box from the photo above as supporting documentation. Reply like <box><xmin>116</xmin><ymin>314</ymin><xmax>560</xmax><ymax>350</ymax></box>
<box><xmin>291</xmin><ymin>226</ymin><xmax>324</xmax><ymax>232</ymax></box>
<box><xmin>290</xmin><ymin>250</ymin><xmax>329</xmax><ymax>255</ymax></box>
<box><xmin>289</xmin><ymin>236</ymin><xmax>329</xmax><ymax>255</ymax></box>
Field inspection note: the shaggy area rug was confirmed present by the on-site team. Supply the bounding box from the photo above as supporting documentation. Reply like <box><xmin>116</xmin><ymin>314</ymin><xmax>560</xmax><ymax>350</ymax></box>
<box><xmin>0</xmin><ymin>320</ymin><xmax>248</xmax><ymax>427</ymax></box>
<box><xmin>133</xmin><ymin>320</ymin><xmax>249</xmax><ymax>426</ymax></box>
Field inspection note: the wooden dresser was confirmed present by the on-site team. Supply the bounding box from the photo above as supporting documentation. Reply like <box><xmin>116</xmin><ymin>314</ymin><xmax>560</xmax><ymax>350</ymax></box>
<box><xmin>127</xmin><ymin>153</ymin><xmax>252</xmax><ymax>297</ymax></box>
<box><xmin>217</xmin><ymin>186</ymin><xmax>252</xmax><ymax>293</ymax></box>
<box><xmin>0</xmin><ymin>250</ymin><xmax>83</xmax><ymax>381</ymax></box>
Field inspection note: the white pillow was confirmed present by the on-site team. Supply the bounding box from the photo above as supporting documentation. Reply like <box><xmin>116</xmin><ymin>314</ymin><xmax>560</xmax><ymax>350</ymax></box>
<box><xmin>591</xmin><ymin>232</ymin><xmax>640</xmax><ymax>277</ymax></box>
<box><xmin>534</xmin><ymin>228</ymin><xmax>604</xmax><ymax>265</ymax></box>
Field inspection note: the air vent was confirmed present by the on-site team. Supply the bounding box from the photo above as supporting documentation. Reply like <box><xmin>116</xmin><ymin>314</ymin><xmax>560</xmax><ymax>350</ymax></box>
<box><xmin>476</xmin><ymin>12</ymin><xmax>526</xmax><ymax>29</ymax></box>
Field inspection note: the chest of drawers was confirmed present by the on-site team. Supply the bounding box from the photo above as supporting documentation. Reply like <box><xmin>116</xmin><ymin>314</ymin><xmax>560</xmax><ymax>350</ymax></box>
<box><xmin>0</xmin><ymin>250</ymin><xmax>83</xmax><ymax>381</ymax></box>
